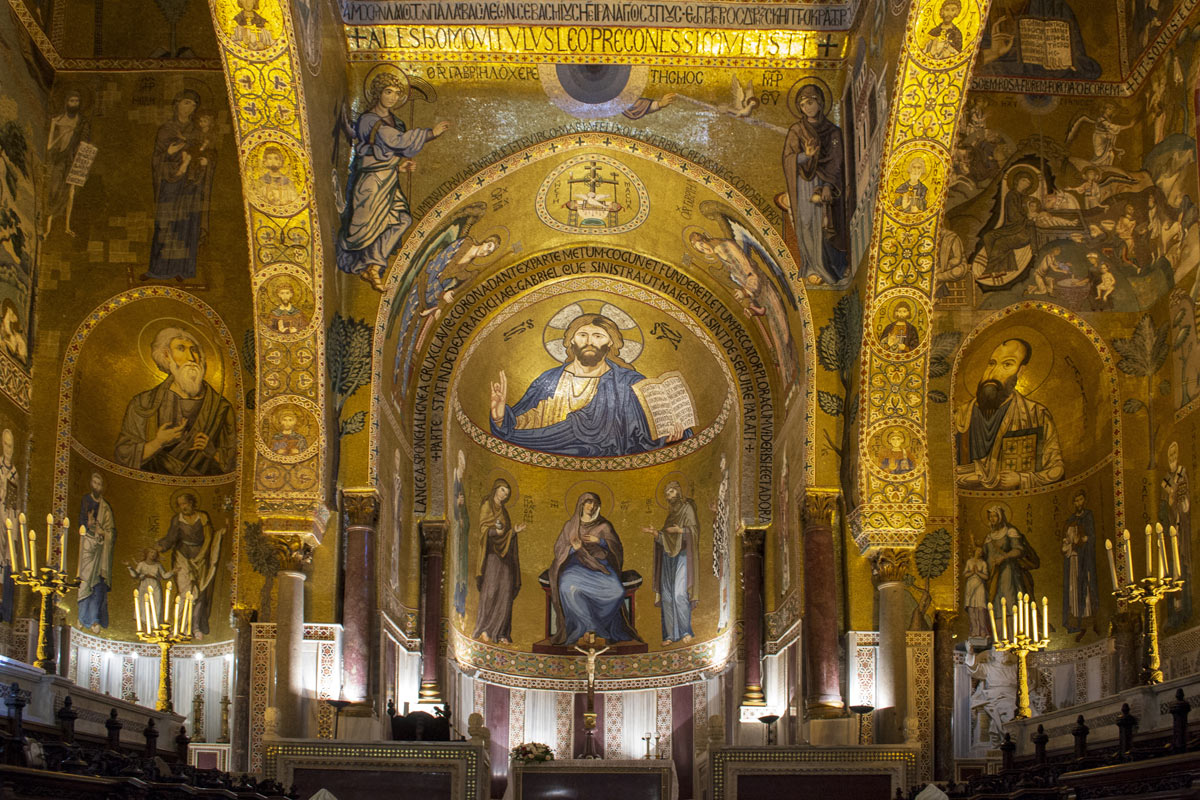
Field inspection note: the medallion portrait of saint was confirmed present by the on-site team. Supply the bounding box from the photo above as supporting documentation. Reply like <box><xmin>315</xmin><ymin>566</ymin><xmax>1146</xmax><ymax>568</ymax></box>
<box><xmin>488</xmin><ymin>305</ymin><xmax>695</xmax><ymax>458</ymax></box>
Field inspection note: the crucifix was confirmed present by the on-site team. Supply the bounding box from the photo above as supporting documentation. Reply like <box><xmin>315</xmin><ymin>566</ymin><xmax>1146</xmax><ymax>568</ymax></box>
<box><xmin>574</xmin><ymin>633</ymin><xmax>609</xmax><ymax>759</ymax></box>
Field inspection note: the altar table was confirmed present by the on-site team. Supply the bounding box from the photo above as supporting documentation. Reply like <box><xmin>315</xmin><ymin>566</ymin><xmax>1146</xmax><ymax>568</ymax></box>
<box><xmin>504</xmin><ymin>757</ymin><xmax>679</xmax><ymax>800</ymax></box>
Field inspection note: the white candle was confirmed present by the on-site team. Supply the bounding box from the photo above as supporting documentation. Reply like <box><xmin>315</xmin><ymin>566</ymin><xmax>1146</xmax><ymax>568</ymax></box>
<box><xmin>1106</xmin><ymin>540</ymin><xmax>1120</xmax><ymax>587</ymax></box>
<box><xmin>1001</xmin><ymin>596</ymin><xmax>1009</xmax><ymax>641</ymax></box>
<box><xmin>44</xmin><ymin>514</ymin><xmax>52</xmax><ymax>566</ymax></box>
<box><xmin>185</xmin><ymin>593</ymin><xmax>193</xmax><ymax>636</ymax></box>
<box><xmin>148</xmin><ymin>589</ymin><xmax>158</xmax><ymax>629</ymax></box>
<box><xmin>134</xmin><ymin>588</ymin><xmax>142</xmax><ymax>633</ymax></box>
<box><xmin>173</xmin><ymin>596</ymin><xmax>181</xmax><ymax>636</ymax></box>
<box><xmin>1031</xmin><ymin>603</ymin><xmax>1039</xmax><ymax>644</ymax></box>
<box><xmin>58</xmin><ymin>521</ymin><xmax>68</xmax><ymax>574</ymax></box>
<box><xmin>1171</xmin><ymin>526</ymin><xmax>1182</xmax><ymax>580</ymax></box>
<box><xmin>5</xmin><ymin>519</ymin><xmax>16</xmax><ymax>574</ymax></box>
<box><xmin>28</xmin><ymin>528</ymin><xmax>36</xmax><ymax>574</ymax></box>
<box><xmin>1012</xmin><ymin>605</ymin><xmax>1018</xmax><ymax>641</ymax></box>
<box><xmin>1042</xmin><ymin>596</ymin><xmax>1049</xmax><ymax>640</ymax></box>
<box><xmin>988</xmin><ymin>602</ymin><xmax>999</xmax><ymax>641</ymax></box>
<box><xmin>164</xmin><ymin>582</ymin><xmax>172</xmax><ymax>621</ymax></box>
<box><xmin>1146</xmin><ymin>524</ymin><xmax>1154</xmax><ymax>581</ymax></box>
<box><xmin>1158</xmin><ymin>532</ymin><xmax>1168</xmax><ymax>581</ymax></box>
<box><xmin>1123</xmin><ymin>529</ymin><xmax>1134</xmax><ymax>582</ymax></box>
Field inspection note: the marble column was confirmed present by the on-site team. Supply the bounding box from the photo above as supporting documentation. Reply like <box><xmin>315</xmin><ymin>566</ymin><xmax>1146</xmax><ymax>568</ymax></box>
<box><xmin>741</xmin><ymin>527</ymin><xmax>766</xmax><ymax>706</ymax></box>
<box><xmin>341</xmin><ymin>490</ymin><xmax>380</xmax><ymax>705</ymax></box>
<box><xmin>801</xmin><ymin>490</ymin><xmax>843</xmax><ymax>717</ymax></box>
<box><xmin>230</xmin><ymin>606</ymin><xmax>255</xmax><ymax>773</ymax></box>
<box><xmin>419</xmin><ymin>521</ymin><xmax>447</xmax><ymax>704</ymax></box>
<box><xmin>932</xmin><ymin>609</ymin><xmax>958</xmax><ymax>780</ymax></box>
<box><xmin>871</xmin><ymin>548</ymin><xmax>910</xmax><ymax>744</ymax></box>
<box><xmin>273</xmin><ymin>537</ymin><xmax>313</xmax><ymax>738</ymax></box>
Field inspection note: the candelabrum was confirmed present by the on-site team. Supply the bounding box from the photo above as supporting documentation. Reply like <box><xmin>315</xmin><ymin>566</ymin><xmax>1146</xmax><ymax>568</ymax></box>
<box><xmin>1105</xmin><ymin>523</ymin><xmax>1186</xmax><ymax>685</ymax></box>
<box><xmin>988</xmin><ymin>592</ymin><xmax>1050</xmax><ymax>720</ymax></box>
<box><xmin>134</xmin><ymin>582</ymin><xmax>195</xmax><ymax>713</ymax></box>
<box><xmin>5</xmin><ymin>514</ymin><xmax>81</xmax><ymax>674</ymax></box>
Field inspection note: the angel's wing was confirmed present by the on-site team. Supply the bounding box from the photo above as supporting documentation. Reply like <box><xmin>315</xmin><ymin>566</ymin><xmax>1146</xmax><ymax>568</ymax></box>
<box><xmin>331</xmin><ymin>96</ymin><xmax>355</xmax><ymax>166</ymax></box>
<box><xmin>386</xmin><ymin>202</ymin><xmax>487</xmax><ymax>330</ymax></box>
<box><xmin>731</xmin><ymin>78</ymin><xmax>747</xmax><ymax>107</ymax></box>
<box><xmin>700</xmin><ymin>200</ymin><xmax>798</xmax><ymax>309</ymax></box>
<box><xmin>1064</xmin><ymin>113</ymin><xmax>1096</xmax><ymax>147</ymax></box>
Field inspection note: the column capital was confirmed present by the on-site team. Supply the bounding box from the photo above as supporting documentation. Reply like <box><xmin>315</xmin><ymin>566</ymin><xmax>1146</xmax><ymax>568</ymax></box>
<box><xmin>230</xmin><ymin>605</ymin><xmax>258</xmax><ymax>627</ymax></box>
<box><xmin>271</xmin><ymin>534</ymin><xmax>314</xmax><ymax>573</ymax></box>
<box><xmin>420</xmin><ymin>519</ymin><xmax>448</xmax><ymax>558</ymax></box>
<box><xmin>871</xmin><ymin>547</ymin><xmax>911</xmax><ymax>587</ymax></box>
<box><xmin>342</xmin><ymin>489</ymin><xmax>381</xmax><ymax>530</ymax></box>
<box><xmin>801</xmin><ymin>489</ymin><xmax>840</xmax><ymax>529</ymax></box>
<box><xmin>741</xmin><ymin>526</ymin><xmax>766</xmax><ymax>553</ymax></box>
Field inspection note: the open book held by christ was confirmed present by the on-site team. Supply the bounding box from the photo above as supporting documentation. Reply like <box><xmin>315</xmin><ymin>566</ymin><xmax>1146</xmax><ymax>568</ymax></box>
<box><xmin>631</xmin><ymin>371</ymin><xmax>698</xmax><ymax>442</ymax></box>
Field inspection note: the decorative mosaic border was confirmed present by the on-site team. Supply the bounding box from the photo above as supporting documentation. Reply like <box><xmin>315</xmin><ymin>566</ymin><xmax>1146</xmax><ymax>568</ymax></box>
<box><xmin>51</xmin><ymin>288</ymin><xmax>244</xmax><ymax>604</ymax></box>
<box><xmin>554</xmin><ymin>691</ymin><xmax>573</xmax><ymax>758</ymax></box>
<box><xmin>907</xmin><ymin>631</ymin><xmax>933</xmax><ymax>784</ymax></box>
<box><xmin>604</xmin><ymin>691</ymin><xmax>623</xmax><ymax>757</ymax></box>
<box><xmin>764</xmin><ymin>589</ymin><xmax>802</xmax><ymax>653</ymax></box>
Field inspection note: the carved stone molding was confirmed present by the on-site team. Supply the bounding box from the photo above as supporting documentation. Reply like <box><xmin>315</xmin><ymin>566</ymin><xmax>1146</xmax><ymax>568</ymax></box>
<box><xmin>871</xmin><ymin>548</ymin><xmax>912</xmax><ymax>587</ymax></box>
<box><xmin>271</xmin><ymin>535</ymin><xmax>315</xmax><ymax>573</ymax></box>
<box><xmin>342</xmin><ymin>490</ymin><xmax>381</xmax><ymax>530</ymax></box>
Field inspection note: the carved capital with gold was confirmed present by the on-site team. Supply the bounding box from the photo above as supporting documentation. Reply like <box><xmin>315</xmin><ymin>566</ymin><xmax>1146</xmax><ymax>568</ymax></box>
<box><xmin>801</xmin><ymin>489</ymin><xmax>840</xmax><ymax>530</ymax></box>
<box><xmin>342</xmin><ymin>489</ymin><xmax>381</xmax><ymax>530</ymax></box>
<box><xmin>420</xmin><ymin>520</ymin><xmax>448</xmax><ymax>558</ymax></box>
<box><xmin>230</xmin><ymin>605</ymin><xmax>258</xmax><ymax>629</ymax></box>
<box><xmin>741</xmin><ymin>527</ymin><xmax>766</xmax><ymax>554</ymax></box>
<box><xmin>271</xmin><ymin>534</ymin><xmax>315</xmax><ymax>573</ymax></box>
<box><xmin>871</xmin><ymin>547</ymin><xmax>912</xmax><ymax>587</ymax></box>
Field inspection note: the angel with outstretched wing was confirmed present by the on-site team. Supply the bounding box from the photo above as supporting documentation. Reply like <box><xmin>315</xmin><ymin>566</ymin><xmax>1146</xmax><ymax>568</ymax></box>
<box><xmin>391</xmin><ymin>202</ymin><xmax>499</xmax><ymax>395</ymax></box>
<box><xmin>690</xmin><ymin>202</ymin><xmax>800</xmax><ymax>383</ymax></box>
<box><xmin>1065</xmin><ymin>104</ymin><xmax>1133</xmax><ymax>168</ymax></box>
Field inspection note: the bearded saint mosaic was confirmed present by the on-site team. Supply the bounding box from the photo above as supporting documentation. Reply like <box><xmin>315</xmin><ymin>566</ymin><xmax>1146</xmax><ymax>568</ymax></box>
<box><xmin>487</xmin><ymin>304</ymin><xmax>696</xmax><ymax>458</ymax></box>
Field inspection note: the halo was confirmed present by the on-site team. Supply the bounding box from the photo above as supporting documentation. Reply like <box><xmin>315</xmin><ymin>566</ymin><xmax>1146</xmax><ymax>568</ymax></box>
<box><xmin>1005</xmin><ymin>166</ymin><xmax>1040</xmax><ymax>191</ymax></box>
<box><xmin>879</xmin><ymin>427</ymin><xmax>909</xmax><ymax>449</ymax></box>
<box><xmin>362</xmin><ymin>63</ymin><xmax>410</xmax><ymax>107</ymax></box>
<box><xmin>168</xmin><ymin>487</ymin><xmax>202</xmax><ymax>514</ymax></box>
<box><xmin>136</xmin><ymin>317</ymin><xmax>226</xmax><ymax>397</ymax></box>
<box><xmin>683</xmin><ymin>224</ymin><xmax>718</xmax><ymax>261</ymax></box>
<box><xmin>654</xmin><ymin>471</ymin><xmax>692</xmax><ymax>510</ymax></box>
<box><xmin>483</xmin><ymin>466</ymin><xmax>520</xmax><ymax>509</ymax></box>
<box><xmin>979</xmin><ymin>501</ymin><xmax>1012</xmax><ymax>526</ymax></box>
<box><xmin>52</xmin><ymin>84</ymin><xmax>95</xmax><ymax>115</ymax></box>
<box><xmin>542</xmin><ymin>300</ymin><xmax>643</xmax><ymax>364</ymax></box>
<box><xmin>562</xmin><ymin>478</ymin><xmax>615</xmax><ymax>516</ymax></box>
<box><xmin>787</xmin><ymin>76</ymin><xmax>834</xmax><ymax>121</ymax></box>
<box><xmin>179</xmin><ymin>76</ymin><xmax>216</xmax><ymax>111</ymax></box>
<box><xmin>469</xmin><ymin>225</ymin><xmax>511</xmax><ymax>269</ymax></box>
<box><xmin>957</xmin><ymin>323</ymin><xmax>1055</xmax><ymax>403</ymax></box>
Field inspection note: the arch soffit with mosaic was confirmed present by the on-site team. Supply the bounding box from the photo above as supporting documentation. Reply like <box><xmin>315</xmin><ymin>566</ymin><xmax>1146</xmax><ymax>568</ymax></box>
<box><xmin>853</xmin><ymin>0</ymin><xmax>993</xmax><ymax>552</ymax></box>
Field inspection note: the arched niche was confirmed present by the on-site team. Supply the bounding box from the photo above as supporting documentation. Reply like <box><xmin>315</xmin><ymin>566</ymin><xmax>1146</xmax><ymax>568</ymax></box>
<box><xmin>437</xmin><ymin>267</ymin><xmax>747</xmax><ymax>688</ymax></box>
<box><xmin>53</xmin><ymin>288</ymin><xmax>244</xmax><ymax>643</ymax></box>
<box><xmin>368</xmin><ymin>131</ymin><xmax>816</xmax><ymax>502</ymax></box>
<box><xmin>948</xmin><ymin>303</ymin><xmax>1122</xmax><ymax>649</ymax></box>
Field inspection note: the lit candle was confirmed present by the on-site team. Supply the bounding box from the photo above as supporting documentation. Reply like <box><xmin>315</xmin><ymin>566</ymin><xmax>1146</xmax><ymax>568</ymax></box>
<box><xmin>1023</xmin><ymin>594</ymin><xmax>1031</xmax><ymax>637</ymax></box>
<box><xmin>148</xmin><ymin>588</ymin><xmax>158</xmax><ymax>630</ymax></box>
<box><xmin>988</xmin><ymin>602</ymin><xmax>999</xmax><ymax>641</ymax></box>
<box><xmin>1106</xmin><ymin>539</ymin><xmax>1120</xmax><ymax>588</ymax></box>
<box><xmin>1146</xmin><ymin>524</ymin><xmax>1154</xmax><ymax>581</ymax></box>
<box><xmin>1012</xmin><ymin>604</ymin><xmax>1018</xmax><ymax>641</ymax></box>
<box><xmin>28</xmin><ymin>527</ymin><xmax>36</xmax><ymax>574</ymax></box>
<box><xmin>5</xmin><ymin>519</ymin><xmax>16</xmax><ymax>574</ymax></box>
<box><xmin>1042</xmin><ymin>596</ymin><xmax>1049</xmax><ymax>640</ymax></box>
<box><xmin>1123</xmin><ymin>529</ymin><xmax>1134</xmax><ymax>583</ymax></box>
<box><xmin>1171</xmin><ymin>526</ymin><xmax>1182</xmax><ymax>580</ymax></box>
<box><xmin>1001</xmin><ymin>596</ymin><xmax>1009</xmax><ymax>641</ymax></box>
<box><xmin>134</xmin><ymin>588</ymin><xmax>142</xmax><ymax>633</ymax></box>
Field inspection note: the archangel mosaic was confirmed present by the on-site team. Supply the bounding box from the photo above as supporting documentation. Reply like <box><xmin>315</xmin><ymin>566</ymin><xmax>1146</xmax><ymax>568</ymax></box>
<box><xmin>0</xmin><ymin>0</ymin><xmax>1197</xmax><ymax>796</ymax></box>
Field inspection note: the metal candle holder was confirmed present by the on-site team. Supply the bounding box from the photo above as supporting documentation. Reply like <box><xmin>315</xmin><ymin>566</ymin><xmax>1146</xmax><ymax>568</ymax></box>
<box><xmin>6</xmin><ymin>514</ymin><xmax>81</xmax><ymax>674</ymax></box>
<box><xmin>1106</xmin><ymin>523</ymin><xmax>1186</xmax><ymax>685</ymax></box>
<box><xmin>988</xmin><ymin>592</ymin><xmax>1050</xmax><ymax>720</ymax></box>
<box><xmin>134</xmin><ymin>581</ymin><xmax>194</xmax><ymax>712</ymax></box>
